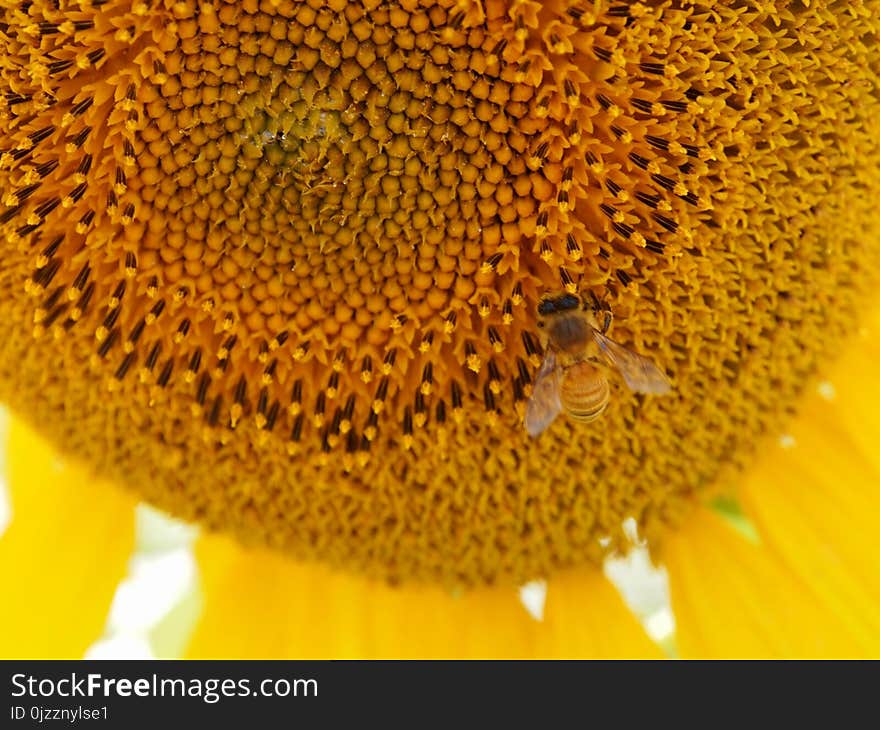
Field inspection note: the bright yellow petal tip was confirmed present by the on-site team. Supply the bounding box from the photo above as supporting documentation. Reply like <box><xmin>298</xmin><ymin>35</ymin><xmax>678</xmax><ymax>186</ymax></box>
<box><xmin>665</xmin><ymin>506</ymin><xmax>874</xmax><ymax>658</ymax></box>
<box><xmin>0</xmin><ymin>418</ymin><xmax>137</xmax><ymax>658</ymax></box>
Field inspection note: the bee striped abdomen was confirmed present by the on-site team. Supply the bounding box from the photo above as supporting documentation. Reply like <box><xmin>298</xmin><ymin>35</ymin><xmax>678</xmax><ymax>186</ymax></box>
<box><xmin>560</xmin><ymin>363</ymin><xmax>610</xmax><ymax>423</ymax></box>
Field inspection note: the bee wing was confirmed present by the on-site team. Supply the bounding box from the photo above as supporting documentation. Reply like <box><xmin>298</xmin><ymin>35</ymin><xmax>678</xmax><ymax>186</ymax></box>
<box><xmin>593</xmin><ymin>330</ymin><xmax>672</xmax><ymax>395</ymax></box>
<box><xmin>524</xmin><ymin>350</ymin><xmax>563</xmax><ymax>437</ymax></box>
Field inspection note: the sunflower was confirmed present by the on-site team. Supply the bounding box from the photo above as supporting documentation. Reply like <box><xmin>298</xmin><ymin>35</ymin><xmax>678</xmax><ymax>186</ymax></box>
<box><xmin>1</xmin><ymin>0</ymin><xmax>879</xmax><ymax>658</ymax></box>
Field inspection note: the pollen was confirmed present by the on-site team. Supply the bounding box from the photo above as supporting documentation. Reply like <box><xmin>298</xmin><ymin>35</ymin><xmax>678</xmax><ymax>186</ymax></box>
<box><xmin>1</xmin><ymin>0</ymin><xmax>880</xmax><ymax>585</ymax></box>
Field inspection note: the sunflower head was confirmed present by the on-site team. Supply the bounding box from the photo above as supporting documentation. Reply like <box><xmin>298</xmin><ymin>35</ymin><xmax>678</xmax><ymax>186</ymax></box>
<box><xmin>2</xmin><ymin>0</ymin><xmax>879</xmax><ymax>585</ymax></box>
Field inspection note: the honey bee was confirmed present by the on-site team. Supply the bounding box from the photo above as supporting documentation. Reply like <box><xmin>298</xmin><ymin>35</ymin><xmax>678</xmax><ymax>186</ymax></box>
<box><xmin>524</xmin><ymin>292</ymin><xmax>671</xmax><ymax>437</ymax></box>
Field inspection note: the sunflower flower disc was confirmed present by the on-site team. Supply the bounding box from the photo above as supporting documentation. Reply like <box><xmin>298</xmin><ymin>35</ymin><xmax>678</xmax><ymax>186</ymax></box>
<box><xmin>1</xmin><ymin>0</ymin><xmax>879</xmax><ymax>586</ymax></box>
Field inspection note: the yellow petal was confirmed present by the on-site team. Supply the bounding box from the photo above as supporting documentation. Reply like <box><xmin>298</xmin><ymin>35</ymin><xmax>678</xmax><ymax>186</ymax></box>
<box><xmin>0</xmin><ymin>416</ymin><xmax>137</xmax><ymax>658</ymax></box>
<box><xmin>534</xmin><ymin>569</ymin><xmax>663</xmax><ymax>658</ymax></box>
<box><xmin>187</xmin><ymin>533</ymin><xmax>660</xmax><ymax>659</ymax></box>
<box><xmin>666</xmin><ymin>507</ymin><xmax>871</xmax><ymax>658</ymax></box>
<box><xmin>737</xmin><ymin>327</ymin><xmax>880</xmax><ymax>648</ymax></box>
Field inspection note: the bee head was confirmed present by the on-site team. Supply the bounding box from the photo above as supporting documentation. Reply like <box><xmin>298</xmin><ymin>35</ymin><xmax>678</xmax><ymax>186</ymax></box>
<box><xmin>537</xmin><ymin>293</ymin><xmax>580</xmax><ymax>316</ymax></box>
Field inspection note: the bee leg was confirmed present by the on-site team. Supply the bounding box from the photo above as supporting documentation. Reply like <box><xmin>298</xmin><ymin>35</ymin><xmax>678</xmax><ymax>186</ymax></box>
<box><xmin>586</xmin><ymin>291</ymin><xmax>613</xmax><ymax>333</ymax></box>
<box><xmin>600</xmin><ymin>307</ymin><xmax>613</xmax><ymax>334</ymax></box>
